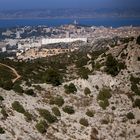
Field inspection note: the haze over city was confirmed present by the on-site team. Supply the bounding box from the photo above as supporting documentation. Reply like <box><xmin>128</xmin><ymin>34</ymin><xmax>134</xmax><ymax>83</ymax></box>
<box><xmin>0</xmin><ymin>0</ymin><xmax>139</xmax><ymax>10</ymax></box>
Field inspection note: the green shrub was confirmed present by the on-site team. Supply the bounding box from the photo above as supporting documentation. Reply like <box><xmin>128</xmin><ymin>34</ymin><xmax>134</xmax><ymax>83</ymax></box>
<box><xmin>12</xmin><ymin>101</ymin><xmax>25</xmax><ymax>114</ymax></box>
<box><xmin>134</xmin><ymin>99</ymin><xmax>140</xmax><ymax>109</ymax></box>
<box><xmin>130</xmin><ymin>75</ymin><xmax>140</xmax><ymax>95</ymax></box>
<box><xmin>136</xmin><ymin>35</ymin><xmax>140</xmax><ymax>45</ymax></box>
<box><xmin>2</xmin><ymin>80</ymin><xmax>13</xmax><ymax>91</ymax></box>
<box><xmin>13</xmin><ymin>84</ymin><xmax>24</xmax><ymax>94</ymax></box>
<box><xmin>91</xmin><ymin>60</ymin><xmax>95</xmax><ymax>69</ymax></box>
<box><xmin>101</xmin><ymin>119</ymin><xmax>109</xmax><ymax>124</ymax></box>
<box><xmin>0</xmin><ymin>127</ymin><xmax>5</xmax><ymax>134</ymax></box>
<box><xmin>34</xmin><ymin>85</ymin><xmax>42</xmax><ymax>91</ymax></box>
<box><xmin>90</xmin><ymin>50</ymin><xmax>107</xmax><ymax>60</ymax></box>
<box><xmin>44</xmin><ymin>68</ymin><xmax>62</xmax><ymax>86</ymax></box>
<box><xmin>95</xmin><ymin>62</ymin><xmax>102</xmax><ymax>70</ymax></box>
<box><xmin>76</xmin><ymin>57</ymin><xmax>89</xmax><ymax>68</ymax></box>
<box><xmin>64</xmin><ymin>83</ymin><xmax>77</xmax><ymax>94</ymax></box>
<box><xmin>52</xmin><ymin>107</ymin><xmax>61</xmax><ymax>117</ymax></box>
<box><xmin>99</xmin><ymin>99</ymin><xmax>109</xmax><ymax>110</ymax></box>
<box><xmin>35</xmin><ymin>120</ymin><xmax>48</xmax><ymax>134</ymax></box>
<box><xmin>130</xmin><ymin>75</ymin><xmax>140</xmax><ymax>85</ymax></box>
<box><xmin>86</xmin><ymin>110</ymin><xmax>94</xmax><ymax>117</ymax></box>
<box><xmin>62</xmin><ymin>106</ymin><xmax>75</xmax><ymax>114</ymax></box>
<box><xmin>131</xmin><ymin>83</ymin><xmax>140</xmax><ymax>95</ymax></box>
<box><xmin>25</xmin><ymin>81</ymin><xmax>31</xmax><ymax>87</ymax></box>
<box><xmin>118</xmin><ymin>62</ymin><xmax>126</xmax><ymax>70</ymax></box>
<box><xmin>111</xmin><ymin>106</ymin><xmax>116</xmax><ymax>110</ymax></box>
<box><xmin>79</xmin><ymin>118</ymin><xmax>89</xmax><ymax>127</ymax></box>
<box><xmin>84</xmin><ymin>87</ymin><xmax>91</xmax><ymax>95</ymax></box>
<box><xmin>24</xmin><ymin>111</ymin><xmax>32</xmax><ymax>121</ymax></box>
<box><xmin>97</xmin><ymin>88</ymin><xmax>111</xmax><ymax>101</ymax></box>
<box><xmin>77</xmin><ymin>67</ymin><xmax>90</xmax><ymax>79</ymax></box>
<box><xmin>120</xmin><ymin>37</ymin><xmax>134</xmax><ymax>43</ymax></box>
<box><xmin>25</xmin><ymin>89</ymin><xmax>36</xmax><ymax>96</ymax></box>
<box><xmin>1</xmin><ymin>107</ymin><xmax>8</xmax><ymax>119</ymax></box>
<box><xmin>95</xmin><ymin>85</ymin><xmax>99</xmax><ymax>90</ymax></box>
<box><xmin>126</xmin><ymin>112</ymin><xmax>135</xmax><ymax>120</ymax></box>
<box><xmin>0</xmin><ymin>96</ymin><xmax>4</xmax><ymax>101</ymax></box>
<box><xmin>105</xmin><ymin>54</ymin><xmax>119</xmax><ymax>76</ymax></box>
<box><xmin>38</xmin><ymin>109</ymin><xmax>57</xmax><ymax>123</ymax></box>
<box><xmin>49</xmin><ymin>96</ymin><xmax>64</xmax><ymax>107</ymax></box>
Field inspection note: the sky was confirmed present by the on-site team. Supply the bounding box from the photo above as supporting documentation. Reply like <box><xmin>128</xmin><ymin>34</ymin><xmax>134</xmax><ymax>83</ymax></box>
<box><xmin>0</xmin><ymin>0</ymin><xmax>139</xmax><ymax>10</ymax></box>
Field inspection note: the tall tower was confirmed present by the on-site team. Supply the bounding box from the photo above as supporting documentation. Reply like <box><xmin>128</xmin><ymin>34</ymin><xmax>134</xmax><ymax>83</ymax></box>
<box><xmin>16</xmin><ymin>30</ymin><xmax>21</xmax><ymax>39</ymax></box>
<box><xmin>74</xmin><ymin>20</ymin><xmax>78</xmax><ymax>25</ymax></box>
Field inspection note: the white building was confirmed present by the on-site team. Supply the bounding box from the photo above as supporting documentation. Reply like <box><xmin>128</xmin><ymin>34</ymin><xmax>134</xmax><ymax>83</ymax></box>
<box><xmin>16</xmin><ymin>31</ymin><xmax>21</xmax><ymax>39</ymax></box>
<box><xmin>17</xmin><ymin>41</ymin><xmax>42</xmax><ymax>50</ymax></box>
<box><xmin>2</xmin><ymin>47</ymin><xmax>6</xmax><ymax>52</ymax></box>
<box><xmin>41</xmin><ymin>38</ymin><xmax>87</xmax><ymax>45</ymax></box>
<box><xmin>2</xmin><ymin>30</ymin><xmax>13</xmax><ymax>36</ymax></box>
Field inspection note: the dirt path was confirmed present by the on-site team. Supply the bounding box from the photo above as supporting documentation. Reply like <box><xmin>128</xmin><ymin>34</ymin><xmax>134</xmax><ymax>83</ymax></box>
<box><xmin>0</xmin><ymin>63</ymin><xmax>21</xmax><ymax>83</ymax></box>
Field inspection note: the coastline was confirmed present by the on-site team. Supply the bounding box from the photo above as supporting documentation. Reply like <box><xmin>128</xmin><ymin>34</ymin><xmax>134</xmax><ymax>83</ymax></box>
<box><xmin>0</xmin><ymin>16</ymin><xmax>140</xmax><ymax>20</ymax></box>
<box><xmin>0</xmin><ymin>17</ymin><xmax>140</xmax><ymax>28</ymax></box>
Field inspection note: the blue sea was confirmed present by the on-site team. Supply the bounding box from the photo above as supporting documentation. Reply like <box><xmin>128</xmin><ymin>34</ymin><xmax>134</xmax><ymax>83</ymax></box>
<box><xmin>0</xmin><ymin>18</ymin><xmax>140</xmax><ymax>28</ymax></box>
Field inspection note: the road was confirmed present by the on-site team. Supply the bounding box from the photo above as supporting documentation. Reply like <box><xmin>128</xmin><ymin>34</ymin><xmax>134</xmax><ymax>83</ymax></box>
<box><xmin>0</xmin><ymin>63</ymin><xmax>21</xmax><ymax>83</ymax></box>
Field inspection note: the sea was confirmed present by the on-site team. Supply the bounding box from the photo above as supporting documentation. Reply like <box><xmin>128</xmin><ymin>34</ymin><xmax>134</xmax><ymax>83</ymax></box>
<box><xmin>0</xmin><ymin>18</ymin><xmax>140</xmax><ymax>28</ymax></box>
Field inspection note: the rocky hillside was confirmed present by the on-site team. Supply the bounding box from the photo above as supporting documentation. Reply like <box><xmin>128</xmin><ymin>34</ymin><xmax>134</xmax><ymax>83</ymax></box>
<box><xmin>0</xmin><ymin>35</ymin><xmax>140</xmax><ymax>140</ymax></box>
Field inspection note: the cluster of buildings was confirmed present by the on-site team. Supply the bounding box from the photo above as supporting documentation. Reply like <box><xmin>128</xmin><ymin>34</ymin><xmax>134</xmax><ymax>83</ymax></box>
<box><xmin>17</xmin><ymin>47</ymin><xmax>79</xmax><ymax>60</ymax></box>
<box><xmin>16</xmin><ymin>37</ymin><xmax>87</xmax><ymax>59</ymax></box>
<box><xmin>0</xmin><ymin>24</ymin><xmax>140</xmax><ymax>60</ymax></box>
<box><xmin>41</xmin><ymin>38</ymin><xmax>87</xmax><ymax>45</ymax></box>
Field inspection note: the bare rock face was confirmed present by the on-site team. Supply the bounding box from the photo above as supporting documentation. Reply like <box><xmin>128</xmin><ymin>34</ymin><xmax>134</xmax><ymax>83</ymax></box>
<box><xmin>126</xmin><ymin>44</ymin><xmax>140</xmax><ymax>72</ymax></box>
<box><xmin>1</xmin><ymin>36</ymin><xmax>140</xmax><ymax>140</ymax></box>
<box><xmin>106</xmin><ymin>39</ymin><xmax>140</xmax><ymax>73</ymax></box>
<box><xmin>107</xmin><ymin>44</ymin><xmax>126</xmax><ymax>58</ymax></box>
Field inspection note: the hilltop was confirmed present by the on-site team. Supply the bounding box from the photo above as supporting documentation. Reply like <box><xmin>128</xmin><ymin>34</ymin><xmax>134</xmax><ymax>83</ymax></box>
<box><xmin>0</xmin><ymin>35</ymin><xmax>140</xmax><ymax>140</ymax></box>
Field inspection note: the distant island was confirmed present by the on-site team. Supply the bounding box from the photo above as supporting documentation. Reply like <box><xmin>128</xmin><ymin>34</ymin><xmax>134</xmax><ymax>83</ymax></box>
<box><xmin>0</xmin><ymin>8</ymin><xmax>140</xmax><ymax>19</ymax></box>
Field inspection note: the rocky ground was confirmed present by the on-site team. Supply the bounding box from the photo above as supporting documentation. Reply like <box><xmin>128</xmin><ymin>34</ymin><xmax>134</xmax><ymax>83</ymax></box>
<box><xmin>0</xmin><ymin>73</ymin><xmax>140</xmax><ymax>140</ymax></box>
<box><xmin>0</xmin><ymin>36</ymin><xmax>140</xmax><ymax>140</ymax></box>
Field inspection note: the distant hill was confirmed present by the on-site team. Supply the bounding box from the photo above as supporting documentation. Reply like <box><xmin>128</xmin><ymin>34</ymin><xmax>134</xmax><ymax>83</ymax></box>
<box><xmin>0</xmin><ymin>8</ymin><xmax>140</xmax><ymax>19</ymax></box>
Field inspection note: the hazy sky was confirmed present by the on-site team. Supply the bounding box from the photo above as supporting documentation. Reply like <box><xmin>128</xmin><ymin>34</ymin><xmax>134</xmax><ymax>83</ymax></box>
<box><xmin>0</xmin><ymin>0</ymin><xmax>139</xmax><ymax>10</ymax></box>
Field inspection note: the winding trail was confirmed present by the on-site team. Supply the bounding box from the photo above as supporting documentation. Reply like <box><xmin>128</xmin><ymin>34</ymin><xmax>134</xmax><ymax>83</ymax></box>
<box><xmin>0</xmin><ymin>62</ymin><xmax>21</xmax><ymax>83</ymax></box>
